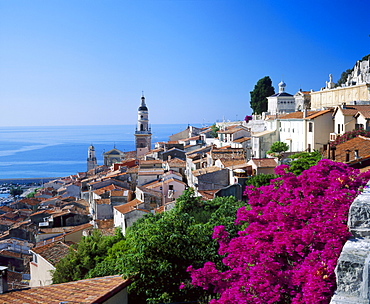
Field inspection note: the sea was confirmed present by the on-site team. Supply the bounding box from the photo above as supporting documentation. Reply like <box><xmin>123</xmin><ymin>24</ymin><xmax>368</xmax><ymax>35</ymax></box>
<box><xmin>0</xmin><ymin>124</ymin><xmax>194</xmax><ymax>180</ymax></box>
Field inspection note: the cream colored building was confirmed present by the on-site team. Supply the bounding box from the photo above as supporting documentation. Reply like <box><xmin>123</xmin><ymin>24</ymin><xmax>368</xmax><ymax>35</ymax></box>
<box><xmin>311</xmin><ymin>59</ymin><xmax>370</xmax><ymax>110</ymax></box>
<box><xmin>30</xmin><ymin>241</ymin><xmax>70</xmax><ymax>287</ymax></box>
<box><xmin>311</xmin><ymin>83</ymin><xmax>370</xmax><ymax>110</ymax></box>
<box><xmin>278</xmin><ymin>110</ymin><xmax>333</xmax><ymax>153</ymax></box>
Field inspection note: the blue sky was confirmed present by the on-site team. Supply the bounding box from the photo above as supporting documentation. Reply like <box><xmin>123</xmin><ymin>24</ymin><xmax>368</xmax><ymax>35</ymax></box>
<box><xmin>1</xmin><ymin>0</ymin><xmax>369</xmax><ymax>126</ymax></box>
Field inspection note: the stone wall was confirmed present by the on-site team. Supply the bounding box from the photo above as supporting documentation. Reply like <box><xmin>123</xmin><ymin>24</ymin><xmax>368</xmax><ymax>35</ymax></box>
<box><xmin>330</xmin><ymin>182</ymin><xmax>370</xmax><ymax>303</ymax></box>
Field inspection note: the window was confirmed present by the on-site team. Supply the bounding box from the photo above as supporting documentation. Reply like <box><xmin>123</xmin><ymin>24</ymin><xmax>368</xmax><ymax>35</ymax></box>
<box><xmin>337</xmin><ymin>124</ymin><xmax>341</xmax><ymax>134</ymax></box>
<box><xmin>169</xmin><ymin>185</ymin><xmax>174</xmax><ymax>190</ymax></box>
<box><xmin>308</xmin><ymin>122</ymin><xmax>313</xmax><ymax>132</ymax></box>
<box><xmin>355</xmin><ymin>124</ymin><xmax>364</xmax><ymax>130</ymax></box>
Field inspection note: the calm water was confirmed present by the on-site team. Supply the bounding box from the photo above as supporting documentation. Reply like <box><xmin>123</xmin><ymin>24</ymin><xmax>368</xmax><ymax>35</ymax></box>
<box><xmin>0</xmin><ymin>124</ymin><xmax>191</xmax><ymax>179</ymax></box>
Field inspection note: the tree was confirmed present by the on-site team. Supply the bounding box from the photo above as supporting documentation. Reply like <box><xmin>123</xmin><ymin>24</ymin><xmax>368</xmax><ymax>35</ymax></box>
<box><xmin>87</xmin><ymin>189</ymin><xmax>247</xmax><ymax>303</ymax></box>
<box><xmin>250</xmin><ymin>76</ymin><xmax>275</xmax><ymax>115</ymax></box>
<box><xmin>9</xmin><ymin>186</ymin><xmax>23</xmax><ymax>198</ymax></box>
<box><xmin>289</xmin><ymin>150</ymin><xmax>322</xmax><ymax>175</ymax></box>
<box><xmin>210</xmin><ymin>124</ymin><xmax>219</xmax><ymax>138</ymax></box>
<box><xmin>336</xmin><ymin>54</ymin><xmax>370</xmax><ymax>87</ymax></box>
<box><xmin>267</xmin><ymin>141</ymin><xmax>289</xmax><ymax>160</ymax></box>
<box><xmin>245</xmin><ymin>173</ymin><xmax>277</xmax><ymax>188</ymax></box>
<box><xmin>188</xmin><ymin>160</ymin><xmax>370</xmax><ymax>304</ymax></box>
<box><xmin>336</xmin><ymin>68</ymin><xmax>352</xmax><ymax>87</ymax></box>
<box><xmin>52</xmin><ymin>229</ymin><xmax>124</xmax><ymax>284</ymax></box>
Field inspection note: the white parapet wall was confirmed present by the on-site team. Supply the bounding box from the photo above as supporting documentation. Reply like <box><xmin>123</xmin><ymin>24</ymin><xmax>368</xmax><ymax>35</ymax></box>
<box><xmin>331</xmin><ymin>182</ymin><xmax>370</xmax><ymax>304</ymax></box>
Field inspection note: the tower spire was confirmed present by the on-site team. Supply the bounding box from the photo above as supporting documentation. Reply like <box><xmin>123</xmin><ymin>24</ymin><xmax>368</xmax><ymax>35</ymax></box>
<box><xmin>134</xmin><ymin>93</ymin><xmax>152</xmax><ymax>157</ymax></box>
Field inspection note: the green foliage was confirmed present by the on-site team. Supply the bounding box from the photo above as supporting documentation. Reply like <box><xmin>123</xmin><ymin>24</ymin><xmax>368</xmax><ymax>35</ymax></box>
<box><xmin>245</xmin><ymin>174</ymin><xmax>277</xmax><ymax>188</ymax></box>
<box><xmin>336</xmin><ymin>69</ymin><xmax>352</xmax><ymax>87</ymax></box>
<box><xmin>336</xmin><ymin>54</ymin><xmax>370</xmax><ymax>86</ymax></box>
<box><xmin>87</xmin><ymin>189</ymin><xmax>247</xmax><ymax>303</ymax></box>
<box><xmin>289</xmin><ymin>151</ymin><xmax>322</xmax><ymax>176</ymax></box>
<box><xmin>250</xmin><ymin>76</ymin><xmax>275</xmax><ymax>115</ymax></box>
<box><xmin>26</xmin><ymin>188</ymin><xmax>41</xmax><ymax>198</ymax></box>
<box><xmin>9</xmin><ymin>186</ymin><xmax>23</xmax><ymax>198</ymax></box>
<box><xmin>52</xmin><ymin>229</ymin><xmax>124</xmax><ymax>284</ymax></box>
<box><xmin>210</xmin><ymin>124</ymin><xmax>219</xmax><ymax>138</ymax></box>
<box><xmin>267</xmin><ymin>141</ymin><xmax>289</xmax><ymax>154</ymax></box>
<box><xmin>267</xmin><ymin>141</ymin><xmax>289</xmax><ymax>160</ymax></box>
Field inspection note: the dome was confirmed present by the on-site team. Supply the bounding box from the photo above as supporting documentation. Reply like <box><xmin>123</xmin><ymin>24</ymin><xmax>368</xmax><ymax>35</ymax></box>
<box><xmin>138</xmin><ymin>105</ymin><xmax>148</xmax><ymax>111</ymax></box>
<box><xmin>278</xmin><ymin>81</ymin><xmax>286</xmax><ymax>88</ymax></box>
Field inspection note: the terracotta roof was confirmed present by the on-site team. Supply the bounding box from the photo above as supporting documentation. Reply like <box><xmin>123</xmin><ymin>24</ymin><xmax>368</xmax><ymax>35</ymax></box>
<box><xmin>95</xmin><ymin>219</ymin><xmax>114</xmax><ymax>230</ymax></box>
<box><xmin>304</xmin><ymin>109</ymin><xmax>333</xmax><ymax>120</ymax></box>
<box><xmin>163</xmin><ymin>170</ymin><xmax>183</xmax><ymax>178</ymax></box>
<box><xmin>192</xmin><ymin>166</ymin><xmax>222</xmax><ymax>177</ymax></box>
<box><xmin>339</xmin><ymin>105</ymin><xmax>370</xmax><ymax>116</ymax></box>
<box><xmin>166</xmin><ymin>158</ymin><xmax>186</xmax><ymax>167</ymax></box>
<box><xmin>0</xmin><ymin>206</ymin><xmax>12</xmax><ymax>213</ymax></box>
<box><xmin>217</xmin><ymin>126</ymin><xmax>246</xmax><ymax>134</ymax></box>
<box><xmin>333</xmin><ymin>136</ymin><xmax>370</xmax><ymax>163</ymax></box>
<box><xmin>92</xmin><ymin>184</ymin><xmax>124</xmax><ymax>195</ymax></box>
<box><xmin>17</xmin><ymin>198</ymin><xmax>43</xmax><ymax>205</ymax></box>
<box><xmin>140</xmin><ymin>159</ymin><xmax>163</xmax><ymax>165</ymax></box>
<box><xmin>32</xmin><ymin>241</ymin><xmax>70</xmax><ymax>266</ymax></box>
<box><xmin>0</xmin><ymin>250</ymin><xmax>22</xmax><ymax>259</ymax></box>
<box><xmin>219</xmin><ymin>159</ymin><xmax>248</xmax><ymax>168</ymax></box>
<box><xmin>0</xmin><ymin>275</ymin><xmax>131</xmax><ymax>304</ymax></box>
<box><xmin>0</xmin><ymin>219</ymin><xmax>16</xmax><ymax>226</ymax></box>
<box><xmin>198</xmin><ymin>189</ymin><xmax>219</xmax><ymax>200</ymax></box>
<box><xmin>136</xmin><ymin>186</ymin><xmax>162</xmax><ymax>198</ymax></box>
<box><xmin>30</xmin><ymin>209</ymin><xmax>54</xmax><ymax>217</ymax></box>
<box><xmin>126</xmin><ymin>166</ymin><xmax>139</xmax><ymax>173</ymax></box>
<box><xmin>145</xmin><ymin>178</ymin><xmax>186</xmax><ymax>190</ymax></box>
<box><xmin>233</xmin><ymin>137</ymin><xmax>250</xmax><ymax>143</ymax></box>
<box><xmin>154</xmin><ymin>205</ymin><xmax>165</xmax><ymax>214</ymax></box>
<box><xmin>36</xmin><ymin>223</ymin><xmax>93</xmax><ymax>247</ymax></box>
<box><xmin>95</xmin><ymin>199</ymin><xmax>111</xmax><ymax>205</ymax></box>
<box><xmin>279</xmin><ymin>111</ymin><xmax>315</xmax><ymax>119</ymax></box>
<box><xmin>355</xmin><ymin>110</ymin><xmax>370</xmax><ymax>119</ymax></box>
<box><xmin>7</xmin><ymin>269</ymin><xmax>28</xmax><ymax>291</ymax></box>
<box><xmin>114</xmin><ymin>199</ymin><xmax>145</xmax><ymax>215</ymax></box>
<box><xmin>249</xmin><ymin>158</ymin><xmax>278</xmax><ymax>168</ymax></box>
<box><xmin>179</xmin><ymin>135</ymin><xmax>201</xmax><ymax>142</ymax></box>
<box><xmin>185</xmin><ymin>146</ymin><xmax>211</xmax><ymax>156</ymax></box>
<box><xmin>110</xmin><ymin>190</ymin><xmax>127</xmax><ymax>197</ymax></box>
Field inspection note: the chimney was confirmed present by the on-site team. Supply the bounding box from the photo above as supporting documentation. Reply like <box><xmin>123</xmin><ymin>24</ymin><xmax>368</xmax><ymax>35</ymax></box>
<box><xmin>303</xmin><ymin>108</ymin><xmax>308</xmax><ymax>118</ymax></box>
<box><xmin>0</xmin><ymin>266</ymin><xmax>8</xmax><ymax>294</ymax></box>
<box><xmin>331</xmin><ymin>147</ymin><xmax>336</xmax><ymax>161</ymax></box>
<box><xmin>346</xmin><ymin>150</ymin><xmax>350</xmax><ymax>162</ymax></box>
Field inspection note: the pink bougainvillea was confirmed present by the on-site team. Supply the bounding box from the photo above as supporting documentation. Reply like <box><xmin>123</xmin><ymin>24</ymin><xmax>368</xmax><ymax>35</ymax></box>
<box><xmin>188</xmin><ymin>159</ymin><xmax>370</xmax><ymax>304</ymax></box>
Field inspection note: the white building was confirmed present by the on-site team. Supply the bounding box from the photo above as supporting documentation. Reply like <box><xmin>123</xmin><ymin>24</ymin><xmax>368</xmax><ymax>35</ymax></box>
<box><xmin>267</xmin><ymin>81</ymin><xmax>296</xmax><ymax>115</ymax></box>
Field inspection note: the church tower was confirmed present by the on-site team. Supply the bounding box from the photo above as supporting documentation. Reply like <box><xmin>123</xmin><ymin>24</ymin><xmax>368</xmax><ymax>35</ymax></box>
<box><xmin>135</xmin><ymin>93</ymin><xmax>152</xmax><ymax>157</ymax></box>
<box><xmin>87</xmin><ymin>144</ymin><xmax>97</xmax><ymax>171</ymax></box>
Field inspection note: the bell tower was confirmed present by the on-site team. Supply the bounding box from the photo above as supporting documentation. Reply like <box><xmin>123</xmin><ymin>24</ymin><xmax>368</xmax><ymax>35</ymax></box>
<box><xmin>87</xmin><ymin>144</ymin><xmax>97</xmax><ymax>171</ymax></box>
<box><xmin>135</xmin><ymin>93</ymin><xmax>152</xmax><ymax>157</ymax></box>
